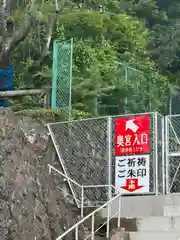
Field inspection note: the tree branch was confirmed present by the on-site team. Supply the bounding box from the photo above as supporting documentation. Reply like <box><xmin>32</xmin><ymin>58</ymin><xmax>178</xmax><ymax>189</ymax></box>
<box><xmin>41</xmin><ymin>0</ymin><xmax>61</xmax><ymax>60</ymax></box>
<box><xmin>0</xmin><ymin>0</ymin><xmax>37</xmax><ymax>61</ymax></box>
<box><xmin>0</xmin><ymin>0</ymin><xmax>10</xmax><ymax>36</ymax></box>
<box><xmin>0</xmin><ymin>0</ymin><xmax>63</xmax><ymax>63</ymax></box>
<box><xmin>37</xmin><ymin>0</ymin><xmax>62</xmax><ymax>63</ymax></box>
<box><xmin>40</xmin><ymin>16</ymin><xmax>57</xmax><ymax>61</ymax></box>
<box><xmin>0</xmin><ymin>15</ymin><xmax>35</xmax><ymax>62</ymax></box>
<box><xmin>9</xmin><ymin>16</ymin><xmax>35</xmax><ymax>52</ymax></box>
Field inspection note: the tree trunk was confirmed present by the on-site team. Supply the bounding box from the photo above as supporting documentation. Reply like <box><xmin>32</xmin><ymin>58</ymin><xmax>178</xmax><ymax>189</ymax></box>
<box><xmin>0</xmin><ymin>0</ymin><xmax>61</xmax><ymax>68</ymax></box>
<box><xmin>0</xmin><ymin>0</ymin><xmax>11</xmax><ymax>69</ymax></box>
<box><xmin>0</xmin><ymin>53</ymin><xmax>10</xmax><ymax>69</ymax></box>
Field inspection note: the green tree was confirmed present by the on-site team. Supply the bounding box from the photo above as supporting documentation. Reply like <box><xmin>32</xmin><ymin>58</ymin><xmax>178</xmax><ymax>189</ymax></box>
<box><xmin>0</xmin><ymin>0</ymin><xmax>61</xmax><ymax>69</ymax></box>
<box><xmin>3</xmin><ymin>0</ymin><xmax>171</xmax><ymax>115</ymax></box>
<box><xmin>53</xmin><ymin>10</ymin><xmax>169</xmax><ymax>115</ymax></box>
<box><xmin>149</xmin><ymin>0</ymin><xmax>180</xmax><ymax>76</ymax></box>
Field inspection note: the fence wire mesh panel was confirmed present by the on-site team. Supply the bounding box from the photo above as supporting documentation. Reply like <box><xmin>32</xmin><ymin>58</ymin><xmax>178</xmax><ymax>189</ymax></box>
<box><xmin>48</xmin><ymin>117</ymin><xmax>110</xmax><ymax>207</ymax></box>
<box><xmin>165</xmin><ymin>115</ymin><xmax>180</xmax><ymax>193</ymax></box>
<box><xmin>83</xmin><ymin>186</ymin><xmax>111</xmax><ymax>207</ymax></box>
<box><xmin>156</xmin><ymin>113</ymin><xmax>165</xmax><ymax>194</ymax></box>
<box><xmin>48</xmin><ymin>164</ymin><xmax>82</xmax><ymax>207</ymax></box>
<box><xmin>169</xmin><ymin>89</ymin><xmax>180</xmax><ymax>115</ymax></box>
<box><xmin>111</xmin><ymin>112</ymin><xmax>164</xmax><ymax>195</ymax></box>
<box><xmin>51</xmin><ymin>38</ymin><xmax>73</xmax><ymax>117</ymax></box>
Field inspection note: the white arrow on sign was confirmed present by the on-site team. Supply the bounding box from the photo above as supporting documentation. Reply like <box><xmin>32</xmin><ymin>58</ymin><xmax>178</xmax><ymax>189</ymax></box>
<box><xmin>126</xmin><ymin>119</ymin><xmax>139</xmax><ymax>132</ymax></box>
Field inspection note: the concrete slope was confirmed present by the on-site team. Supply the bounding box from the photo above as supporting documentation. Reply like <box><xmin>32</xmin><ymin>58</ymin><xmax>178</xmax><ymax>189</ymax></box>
<box><xmin>129</xmin><ymin>231</ymin><xmax>180</xmax><ymax>240</ymax></box>
<box><xmin>136</xmin><ymin>216</ymin><xmax>180</xmax><ymax>231</ymax></box>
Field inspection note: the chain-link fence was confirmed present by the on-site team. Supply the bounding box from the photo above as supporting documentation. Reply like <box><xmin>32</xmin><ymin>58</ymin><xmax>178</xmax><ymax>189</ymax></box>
<box><xmin>47</xmin><ymin>112</ymin><xmax>164</xmax><ymax>208</ymax></box>
<box><xmin>157</xmin><ymin>112</ymin><xmax>165</xmax><ymax>194</ymax></box>
<box><xmin>47</xmin><ymin>117</ymin><xmax>110</xmax><ymax>207</ymax></box>
<box><xmin>96</xmin><ymin>64</ymin><xmax>148</xmax><ymax>116</ymax></box>
<box><xmin>51</xmin><ymin>39</ymin><xmax>73</xmax><ymax>119</ymax></box>
<box><xmin>168</xmin><ymin>86</ymin><xmax>180</xmax><ymax>115</ymax></box>
<box><xmin>165</xmin><ymin>115</ymin><xmax>180</xmax><ymax>193</ymax></box>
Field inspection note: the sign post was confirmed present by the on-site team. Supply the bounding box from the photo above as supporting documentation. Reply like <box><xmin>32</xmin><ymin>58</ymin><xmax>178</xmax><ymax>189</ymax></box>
<box><xmin>115</xmin><ymin>115</ymin><xmax>151</xmax><ymax>194</ymax></box>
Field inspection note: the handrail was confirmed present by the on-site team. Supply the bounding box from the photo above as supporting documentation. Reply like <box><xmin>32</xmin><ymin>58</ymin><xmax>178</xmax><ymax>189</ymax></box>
<box><xmin>48</xmin><ymin>164</ymin><xmax>120</xmax><ymax>193</ymax></box>
<box><xmin>83</xmin><ymin>184</ymin><xmax>110</xmax><ymax>188</ymax></box>
<box><xmin>48</xmin><ymin>164</ymin><xmax>82</xmax><ymax>188</ymax></box>
<box><xmin>56</xmin><ymin>192</ymin><xmax>121</xmax><ymax>240</ymax></box>
<box><xmin>48</xmin><ymin>164</ymin><xmax>120</xmax><ymax>219</ymax></box>
<box><xmin>48</xmin><ymin>164</ymin><xmax>84</xmax><ymax>216</ymax></box>
<box><xmin>48</xmin><ymin>164</ymin><xmax>121</xmax><ymax>239</ymax></box>
<box><xmin>84</xmin><ymin>208</ymin><xmax>120</xmax><ymax>240</ymax></box>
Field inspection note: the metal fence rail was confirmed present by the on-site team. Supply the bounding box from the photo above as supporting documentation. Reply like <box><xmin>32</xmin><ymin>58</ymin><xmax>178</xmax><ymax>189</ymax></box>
<box><xmin>48</xmin><ymin>164</ymin><xmax>119</xmax><ymax>217</ymax></box>
<box><xmin>55</xmin><ymin>191</ymin><xmax>121</xmax><ymax>240</ymax></box>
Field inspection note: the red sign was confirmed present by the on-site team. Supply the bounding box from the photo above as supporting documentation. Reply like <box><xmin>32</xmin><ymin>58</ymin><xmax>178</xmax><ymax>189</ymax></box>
<box><xmin>115</xmin><ymin>115</ymin><xmax>150</xmax><ymax>155</ymax></box>
<box><xmin>121</xmin><ymin>178</ymin><xmax>143</xmax><ymax>192</ymax></box>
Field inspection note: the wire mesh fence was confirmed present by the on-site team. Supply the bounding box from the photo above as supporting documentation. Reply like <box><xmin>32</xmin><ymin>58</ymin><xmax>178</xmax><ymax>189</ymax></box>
<box><xmin>48</xmin><ymin>111</ymin><xmax>164</xmax><ymax>208</ymax></box>
<box><xmin>165</xmin><ymin>115</ymin><xmax>180</xmax><ymax>193</ymax></box>
<box><xmin>47</xmin><ymin>117</ymin><xmax>110</xmax><ymax>206</ymax></box>
<box><xmin>82</xmin><ymin>185</ymin><xmax>111</xmax><ymax>208</ymax></box>
<box><xmin>156</xmin><ymin>113</ymin><xmax>165</xmax><ymax>194</ymax></box>
<box><xmin>51</xmin><ymin>39</ymin><xmax>73</xmax><ymax>119</ymax></box>
<box><xmin>168</xmin><ymin>89</ymin><xmax>180</xmax><ymax>115</ymax></box>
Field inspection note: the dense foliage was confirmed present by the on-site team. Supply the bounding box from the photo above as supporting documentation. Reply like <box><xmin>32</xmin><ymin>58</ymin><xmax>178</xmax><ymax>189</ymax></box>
<box><xmin>1</xmin><ymin>0</ymin><xmax>180</xmax><ymax>116</ymax></box>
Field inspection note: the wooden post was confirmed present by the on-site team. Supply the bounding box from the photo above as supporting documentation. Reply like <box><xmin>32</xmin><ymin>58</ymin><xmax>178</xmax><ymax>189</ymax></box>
<box><xmin>43</xmin><ymin>88</ymin><xmax>51</xmax><ymax>109</ymax></box>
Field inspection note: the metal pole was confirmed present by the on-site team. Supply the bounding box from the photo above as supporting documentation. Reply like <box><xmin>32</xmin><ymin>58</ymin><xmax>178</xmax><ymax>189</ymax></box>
<box><xmin>125</xmin><ymin>66</ymin><xmax>128</xmax><ymax>114</ymax></box>
<box><xmin>106</xmin><ymin>202</ymin><xmax>110</xmax><ymax>238</ymax></box>
<box><xmin>165</xmin><ymin>116</ymin><xmax>169</xmax><ymax>194</ymax></box>
<box><xmin>81</xmin><ymin>186</ymin><xmax>84</xmax><ymax>218</ymax></box>
<box><xmin>94</xmin><ymin>96</ymin><xmax>98</xmax><ymax>116</ymax></box>
<box><xmin>69</xmin><ymin>38</ymin><xmax>73</xmax><ymax>121</ymax></box>
<box><xmin>75</xmin><ymin>226</ymin><xmax>78</xmax><ymax>240</ymax></box>
<box><xmin>107</xmin><ymin>117</ymin><xmax>112</xmax><ymax>201</ymax></box>
<box><xmin>51</xmin><ymin>40</ymin><xmax>57</xmax><ymax>108</ymax></box>
<box><xmin>91</xmin><ymin>214</ymin><xmax>95</xmax><ymax>240</ymax></box>
<box><xmin>161</xmin><ymin>116</ymin><xmax>165</xmax><ymax>194</ymax></box>
<box><xmin>48</xmin><ymin>165</ymin><xmax>52</xmax><ymax>175</ymax></box>
<box><xmin>107</xmin><ymin>117</ymin><xmax>112</xmax><ymax>239</ymax></box>
<box><xmin>117</xmin><ymin>195</ymin><xmax>121</xmax><ymax>228</ymax></box>
<box><xmin>169</xmin><ymin>96</ymin><xmax>172</xmax><ymax>115</ymax></box>
<box><xmin>155</xmin><ymin>112</ymin><xmax>158</xmax><ymax>195</ymax></box>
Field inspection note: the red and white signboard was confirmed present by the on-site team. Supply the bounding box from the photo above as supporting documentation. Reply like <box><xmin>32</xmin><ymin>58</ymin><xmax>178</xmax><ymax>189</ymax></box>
<box><xmin>115</xmin><ymin>155</ymin><xmax>150</xmax><ymax>194</ymax></box>
<box><xmin>115</xmin><ymin>115</ymin><xmax>150</xmax><ymax>155</ymax></box>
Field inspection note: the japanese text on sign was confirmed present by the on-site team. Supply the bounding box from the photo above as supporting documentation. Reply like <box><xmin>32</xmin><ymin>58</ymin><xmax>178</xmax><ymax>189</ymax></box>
<box><xmin>115</xmin><ymin>155</ymin><xmax>150</xmax><ymax>194</ymax></box>
<box><xmin>115</xmin><ymin>116</ymin><xmax>150</xmax><ymax>155</ymax></box>
<box><xmin>118</xmin><ymin>156</ymin><xmax>147</xmax><ymax>178</ymax></box>
<box><xmin>117</xmin><ymin>133</ymin><xmax>148</xmax><ymax>154</ymax></box>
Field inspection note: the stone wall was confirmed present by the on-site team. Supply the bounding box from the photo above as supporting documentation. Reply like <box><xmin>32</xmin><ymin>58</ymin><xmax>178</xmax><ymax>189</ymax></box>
<box><xmin>0</xmin><ymin>109</ymin><xmax>81</xmax><ymax>240</ymax></box>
